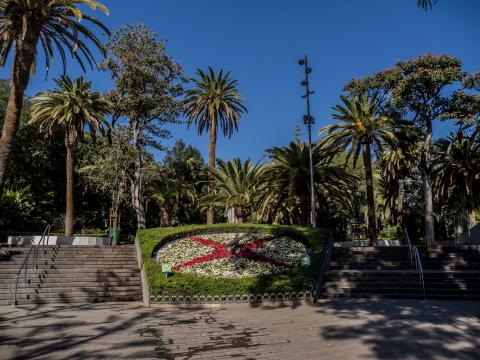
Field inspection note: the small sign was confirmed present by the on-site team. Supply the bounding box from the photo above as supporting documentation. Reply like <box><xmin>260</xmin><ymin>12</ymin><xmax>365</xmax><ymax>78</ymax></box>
<box><xmin>301</xmin><ymin>256</ymin><xmax>311</xmax><ymax>267</ymax></box>
<box><xmin>162</xmin><ymin>263</ymin><xmax>172</xmax><ymax>277</ymax></box>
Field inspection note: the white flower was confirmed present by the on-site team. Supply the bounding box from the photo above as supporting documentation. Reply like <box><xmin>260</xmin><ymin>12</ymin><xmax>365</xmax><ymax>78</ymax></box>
<box><xmin>154</xmin><ymin>232</ymin><xmax>308</xmax><ymax>278</ymax></box>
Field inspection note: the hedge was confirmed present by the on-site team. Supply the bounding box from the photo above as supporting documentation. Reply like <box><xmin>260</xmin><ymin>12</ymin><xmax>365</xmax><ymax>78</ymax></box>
<box><xmin>137</xmin><ymin>224</ymin><xmax>329</xmax><ymax>297</ymax></box>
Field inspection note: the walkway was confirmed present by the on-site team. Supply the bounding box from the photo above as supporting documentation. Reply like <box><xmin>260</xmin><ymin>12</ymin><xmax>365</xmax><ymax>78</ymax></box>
<box><xmin>0</xmin><ymin>299</ymin><xmax>479</xmax><ymax>359</ymax></box>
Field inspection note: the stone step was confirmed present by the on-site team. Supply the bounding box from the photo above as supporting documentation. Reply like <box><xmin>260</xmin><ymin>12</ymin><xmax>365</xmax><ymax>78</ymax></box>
<box><xmin>0</xmin><ymin>285</ymin><xmax>142</xmax><ymax>296</ymax></box>
<box><xmin>325</xmin><ymin>287</ymin><xmax>480</xmax><ymax>298</ymax></box>
<box><xmin>0</xmin><ymin>262</ymin><xmax>139</xmax><ymax>269</ymax></box>
<box><xmin>325</xmin><ymin>281</ymin><xmax>480</xmax><ymax>289</ymax></box>
<box><xmin>1</xmin><ymin>293</ymin><xmax>143</xmax><ymax>306</ymax></box>
<box><xmin>8</xmin><ymin>294</ymin><xmax>142</xmax><ymax>306</ymax></box>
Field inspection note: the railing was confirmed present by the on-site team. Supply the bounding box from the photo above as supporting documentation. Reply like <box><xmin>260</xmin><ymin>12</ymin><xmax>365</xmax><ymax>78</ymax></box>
<box><xmin>312</xmin><ymin>231</ymin><xmax>334</xmax><ymax>302</ymax></box>
<box><xmin>404</xmin><ymin>228</ymin><xmax>426</xmax><ymax>299</ymax></box>
<box><xmin>414</xmin><ymin>247</ymin><xmax>426</xmax><ymax>299</ymax></box>
<box><xmin>13</xmin><ymin>225</ymin><xmax>51</xmax><ymax>306</ymax></box>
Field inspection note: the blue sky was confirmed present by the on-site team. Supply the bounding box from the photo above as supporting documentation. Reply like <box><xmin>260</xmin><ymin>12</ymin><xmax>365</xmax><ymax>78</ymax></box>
<box><xmin>2</xmin><ymin>0</ymin><xmax>479</xmax><ymax>163</ymax></box>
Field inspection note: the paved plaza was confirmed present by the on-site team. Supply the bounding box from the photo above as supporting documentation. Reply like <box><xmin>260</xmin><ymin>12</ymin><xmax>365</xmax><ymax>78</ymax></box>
<box><xmin>0</xmin><ymin>299</ymin><xmax>479</xmax><ymax>359</ymax></box>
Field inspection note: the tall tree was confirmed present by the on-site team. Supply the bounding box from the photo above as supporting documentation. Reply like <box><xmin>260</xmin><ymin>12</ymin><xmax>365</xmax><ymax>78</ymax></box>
<box><xmin>30</xmin><ymin>76</ymin><xmax>110</xmax><ymax>236</ymax></box>
<box><xmin>379</xmin><ymin>123</ymin><xmax>421</xmax><ymax>241</ymax></box>
<box><xmin>320</xmin><ymin>92</ymin><xmax>397</xmax><ymax>243</ymax></box>
<box><xmin>345</xmin><ymin>54</ymin><xmax>471</xmax><ymax>246</ymax></box>
<box><xmin>78</xmin><ymin>127</ymin><xmax>136</xmax><ymax>232</ymax></box>
<box><xmin>101</xmin><ymin>24</ymin><xmax>184</xmax><ymax>229</ymax></box>
<box><xmin>0</xmin><ymin>0</ymin><xmax>109</xmax><ymax>191</ymax></box>
<box><xmin>434</xmin><ymin>131</ymin><xmax>480</xmax><ymax>240</ymax></box>
<box><xmin>161</xmin><ymin>140</ymin><xmax>208</xmax><ymax>225</ymax></box>
<box><xmin>184</xmin><ymin>67</ymin><xmax>246</xmax><ymax>224</ymax></box>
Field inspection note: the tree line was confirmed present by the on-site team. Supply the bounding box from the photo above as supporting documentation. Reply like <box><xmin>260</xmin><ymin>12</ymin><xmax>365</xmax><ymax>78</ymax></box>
<box><xmin>0</xmin><ymin>1</ymin><xmax>477</xmax><ymax>245</ymax></box>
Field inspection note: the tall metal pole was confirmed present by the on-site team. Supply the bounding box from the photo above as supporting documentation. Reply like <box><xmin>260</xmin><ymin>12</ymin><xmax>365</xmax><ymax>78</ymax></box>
<box><xmin>299</xmin><ymin>55</ymin><xmax>317</xmax><ymax>228</ymax></box>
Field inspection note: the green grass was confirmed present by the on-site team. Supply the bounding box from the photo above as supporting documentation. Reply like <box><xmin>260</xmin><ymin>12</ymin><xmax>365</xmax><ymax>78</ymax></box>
<box><xmin>137</xmin><ymin>224</ymin><xmax>329</xmax><ymax>297</ymax></box>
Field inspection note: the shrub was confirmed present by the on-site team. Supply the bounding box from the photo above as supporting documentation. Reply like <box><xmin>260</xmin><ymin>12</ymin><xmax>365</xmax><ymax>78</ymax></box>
<box><xmin>379</xmin><ymin>225</ymin><xmax>397</xmax><ymax>240</ymax></box>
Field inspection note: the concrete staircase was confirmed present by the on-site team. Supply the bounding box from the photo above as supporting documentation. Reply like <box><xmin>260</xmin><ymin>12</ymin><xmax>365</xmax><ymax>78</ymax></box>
<box><xmin>0</xmin><ymin>245</ymin><xmax>142</xmax><ymax>306</ymax></box>
<box><xmin>323</xmin><ymin>246</ymin><xmax>480</xmax><ymax>299</ymax></box>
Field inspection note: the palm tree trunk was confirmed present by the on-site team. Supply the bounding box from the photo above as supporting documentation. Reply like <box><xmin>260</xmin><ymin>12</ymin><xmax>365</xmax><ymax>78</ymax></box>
<box><xmin>131</xmin><ymin>124</ymin><xmax>146</xmax><ymax>229</ymax></box>
<box><xmin>423</xmin><ymin>120</ymin><xmax>435</xmax><ymax>246</ymax></box>
<box><xmin>362</xmin><ymin>143</ymin><xmax>377</xmax><ymax>243</ymax></box>
<box><xmin>207</xmin><ymin>117</ymin><xmax>217</xmax><ymax>225</ymax></box>
<box><xmin>160</xmin><ymin>205</ymin><xmax>170</xmax><ymax>227</ymax></box>
<box><xmin>300</xmin><ymin>195</ymin><xmax>310</xmax><ymax>227</ymax></box>
<box><xmin>65</xmin><ymin>134</ymin><xmax>75</xmax><ymax>236</ymax></box>
<box><xmin>396</xmin><ymin>179</ymin><xmax>404</xmax><ymax>242</ymax></box>
<box><xmin>0</xmin><ymin>29</ymin><xmax>38</xmax><ymax>191</ymax></box>
<box><xmin>468</xmin><ymin>183</ymin><xmax>477</xmax><ymax>229</ymax></box>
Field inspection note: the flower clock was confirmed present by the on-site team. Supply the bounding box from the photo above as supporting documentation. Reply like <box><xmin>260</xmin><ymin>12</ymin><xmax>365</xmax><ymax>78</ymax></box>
<box><xmin>154</xmin><ymin>232</ymin><xmax>308</xmax><ymax>278</ymax></box>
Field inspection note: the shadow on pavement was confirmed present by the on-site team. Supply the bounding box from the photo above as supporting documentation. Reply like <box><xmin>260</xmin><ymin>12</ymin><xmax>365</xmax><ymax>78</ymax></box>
<box><xmin>315</xmin><ymin>298</ymin><xmax>480</xmax><ymax>360</ymax></box>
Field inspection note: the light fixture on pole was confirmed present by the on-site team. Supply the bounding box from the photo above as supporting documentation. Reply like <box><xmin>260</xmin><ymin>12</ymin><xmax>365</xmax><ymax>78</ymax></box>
<box><xmin>298</xmin><ymin>55</ymin><xmax>317</xmax><ymax>228</ymax></box>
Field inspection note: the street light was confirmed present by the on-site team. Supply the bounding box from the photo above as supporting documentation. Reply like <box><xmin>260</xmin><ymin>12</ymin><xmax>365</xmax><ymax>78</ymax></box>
<box><xmin>298</xmin><ymin>55</ymin><xmax>317</xmax><ymax>228</ymax></box>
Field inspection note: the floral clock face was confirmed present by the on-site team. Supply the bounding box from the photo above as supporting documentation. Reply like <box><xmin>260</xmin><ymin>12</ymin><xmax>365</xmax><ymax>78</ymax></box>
<box><xmin>154</xmin><ymin>232</ymin><xmax>308</xmax><ymax>278</ymax></box>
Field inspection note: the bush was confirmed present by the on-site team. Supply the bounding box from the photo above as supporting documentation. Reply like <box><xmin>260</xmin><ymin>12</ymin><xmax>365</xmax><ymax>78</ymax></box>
<box><xmin>379</xmin><ymin>225</ymin><xmax>397</xmax><ymax>240</ymax></box>
<box><xmin>137</xmin><ymin>224</ymin><xmax>329</xmax><ymax>297</ymax></box>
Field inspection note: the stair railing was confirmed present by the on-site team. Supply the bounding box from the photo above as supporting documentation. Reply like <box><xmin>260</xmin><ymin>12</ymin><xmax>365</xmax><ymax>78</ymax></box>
<box><xmin>413</xmin><ymin>247</ymin><xmax>426</xmax><ymax>299</ymax></box>
<box><xmin>404</xmin><ymin>228</ymin><xmax>426</xmax><ymax>299</ymax></box>
<box><xmin>12</xmin><ymin>225</ymin><xmax>51</xmax><ymax>306</ymax></box>
<box><xmin>312</xmin><ymin>232</ymin><xmax>334</xmax><ymax>302</ymax></box>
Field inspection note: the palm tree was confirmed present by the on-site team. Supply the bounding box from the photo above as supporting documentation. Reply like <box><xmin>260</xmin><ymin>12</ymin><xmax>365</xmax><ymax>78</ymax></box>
<box><xmin>200</xmin><ymin>159</ymin><xmax>263</xmax><ymax>224</ymax></box>
<box><xmin>418</xmin><ymin>0</ymin><xmax>437</xmax><ymax>10</ymax></box>
<box><xmin>0</xmin><ymin>0</ymin><xmax>109</xmax><ymax>192</ymax></box>
<box><xmin>434</xmin><ymin>131</ymin><xmax>480</xmax><ymax>240</ymax></box>
<box><xmin>184</xmin><ymin>67</ymin><xmax>246</xmax><ymax>224</ymax></box>
<box><xmin>30</xmin><ymin>76</ymin><xmax>110</xmax><ymax>236</ymax></box>
<box><xmin>379</xmin><ymin>124</ymin><xmax>420</xmax><ymax>241</ymax></box>
<box><xmin>320</xmin><ymin>92</ymin><xmax>397</xmax><ymax>243</ymax></box>
<box><xmin>260</xmin><ymin>142</ymin><xmax>356</xmax><ymax>227</ymax></box>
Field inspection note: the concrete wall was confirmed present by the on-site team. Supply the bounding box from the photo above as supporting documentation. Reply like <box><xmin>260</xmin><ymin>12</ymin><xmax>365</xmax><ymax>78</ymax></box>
<box><xmin>8</xmin><ymin>235</ymin><xmax>111</xmax><ymax>246</ymax></box>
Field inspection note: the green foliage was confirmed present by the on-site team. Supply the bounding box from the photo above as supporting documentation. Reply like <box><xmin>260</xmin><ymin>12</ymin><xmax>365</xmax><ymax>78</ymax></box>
<box><xmin>0</xmin><ymin>0</ymin><xmax>109</xmax><ymax>71</ymax></box>
<box><xmin>155</xmin><ymin>140</ymin><xmax>209</xmax><ymax>225</ymax></box>
<box><xmin>320</xmin><ymin>91</ymin><xmax>398</xmax><ymax>167</ymax></box>
<box><xmin>434</xmin><ymin>131</ymin><xmax>480</xmax><ymax>212</ymax></box>
<box><xmin>0</xmin><ymin>186</ymin><xmax>36</xmax><ymax>230</ymax></box>
<box><xmin>260</xmin><ymin>141</ymin><xmax>358</xmax><ymax>227</ymax></box>
<box><xmin>200</xmin><ymin>159</ymin><xmax>264</xmax><ymax>221</ymax></box>
<box><xmin>184</xmin><ymin>67</ymin><xmax>247</xmax><ymax>138</ymax></box>
<box><xmin>137</xmin><ymin>224</ymin><xmax>329</xmax><ymax>297</ymax></box>
<box><xmin>31</xmin><ymin>76</ymin><xmax>110</xmax><ymax>142</ymax></box>
<box><xmin>101</xmin><ymin>24</ymin><xmax>184</xmax><ymax>149</ymax></box>
<box><xmin>379</xmin><ymin>225</ymin><xmax>397</xmax><ymax>240</ymax></box>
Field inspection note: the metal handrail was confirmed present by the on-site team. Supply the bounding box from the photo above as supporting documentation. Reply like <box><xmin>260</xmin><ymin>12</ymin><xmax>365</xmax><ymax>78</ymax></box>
<box><xmin>13</xmin><ymin>225</ymin><xmax>51</xmax><ymax>306</ymax></box>
<box><xmin>404</xmin><ymin>228</ymin><xmax>426</xmax><ymax>299</ymax></box>
<box><xmin>312</xmin><ymin>232</ymin><xmax>334</xmax><ymax>302</ymax></box>
<box><xmin>404</xmin><ymin>228</ymin><xmax>414</xmax><ymax>265</ymax></box>
<box><xmin>414</xmin><ymin>247</ymin><xmax>426</xmax><ymax>299</ymax></box>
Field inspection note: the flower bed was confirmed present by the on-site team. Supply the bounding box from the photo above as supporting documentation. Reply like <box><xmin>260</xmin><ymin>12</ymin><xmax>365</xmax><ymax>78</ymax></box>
<box><xmin>137</xmin><ymin>224</ymin><xmax>328</xmax><ymax>299</ymax></box>
<box><xmin>154</xmin><ymin>232</ymin><xmax>308</xmax><ymax>278</ymax></box>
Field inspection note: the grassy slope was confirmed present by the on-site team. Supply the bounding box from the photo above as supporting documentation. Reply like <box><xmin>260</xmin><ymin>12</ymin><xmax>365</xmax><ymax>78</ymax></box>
<box><xmin>137</xmin><ymin>224</ymin><xmax>329</xmax><ymax>297</ymax></box>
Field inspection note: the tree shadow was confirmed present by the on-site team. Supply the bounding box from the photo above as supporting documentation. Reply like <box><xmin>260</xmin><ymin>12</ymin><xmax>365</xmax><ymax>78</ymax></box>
<box><xmin>0</xmin><ymin>302</ymin><xmax>270</xmax><ymax>360</ymax></box>
<box><xmin>315</xmin><ymin>298</ymin><xmax>480</xmax><ymax>359</ymax></box>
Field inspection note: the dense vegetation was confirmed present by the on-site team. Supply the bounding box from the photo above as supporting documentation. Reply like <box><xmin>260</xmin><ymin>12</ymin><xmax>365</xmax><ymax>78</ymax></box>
<box><xmin>0</xmin><ymin>1</ymin><xmax>478</xmax><ymax>246</ymax></box>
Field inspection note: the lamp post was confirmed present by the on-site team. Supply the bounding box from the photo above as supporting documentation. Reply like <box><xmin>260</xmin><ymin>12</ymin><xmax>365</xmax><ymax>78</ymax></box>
<box><xmin>298</xmin><ymin>55</ymin><xmax>316</xmax><ymax>228</ymax></box>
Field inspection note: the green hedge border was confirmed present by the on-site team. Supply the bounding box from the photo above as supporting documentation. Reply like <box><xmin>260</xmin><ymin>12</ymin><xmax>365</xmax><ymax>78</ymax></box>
<box><xmin>137</xmin><ymin>224</ymin><xmax>329</xmax><ymax>297</ymax></box>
